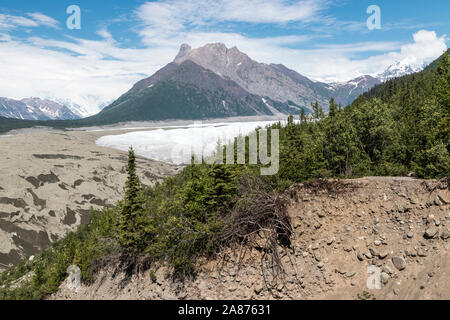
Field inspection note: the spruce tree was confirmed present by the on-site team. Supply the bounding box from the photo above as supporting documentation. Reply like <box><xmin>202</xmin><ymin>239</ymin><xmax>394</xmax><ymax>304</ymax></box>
<box><xmin>329</xmin><ymin>97</ymin><xmax>337</xmax><ymax>117</ymax></box>
<box><xmin>287</xmin><ymin>114</ymin><xmax>294</xmax><ymax>126</ymax></box>
<box><xmin>311</xmin><ymin>101</ymin><xmax>324</xmax><ymax>120</ymax></box>
<box><xmin>205</xmin><ymin>164</ymin><xmax>236</xmax><ymax>213</ymax></box>
<box><xmin>300</xmin><ymin>108</ymin><xmax>306</xmax><ymax>124</ymax></box>
<box><xmin>119</xmin><ymin>147</ymin><xmax>146</xmax><ymax>252</ymax></box>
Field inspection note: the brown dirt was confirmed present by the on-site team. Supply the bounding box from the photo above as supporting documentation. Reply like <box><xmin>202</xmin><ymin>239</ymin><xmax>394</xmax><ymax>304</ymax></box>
<box><xmin>52</xmin><ymin>176</ymin><xmax>450</xmax><ymax>300</ymax></box>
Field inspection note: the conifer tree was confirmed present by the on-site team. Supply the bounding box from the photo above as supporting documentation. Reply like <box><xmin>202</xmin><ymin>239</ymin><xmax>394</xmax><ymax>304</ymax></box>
<box><xmin>205</xmin><ymin>164</ymin><xmax>236</xmax><ymax>213</ymax></box>
<box><xmin>119</xmin><ymin>147</ymin><xmax>146</xmax><ymax>252</ymax></box>
<box><xmin>299</xmin><ymin>108</ymin><xmax>306</xmax><ymax>124</ymax></box>
<box><xmin>311</xmin><ymin>101</ymin><xmax>324</xmax><ymax>120</ymax></box>
<box><xmin>287</xmin><ymin>114</ymin><xmax>294</xmax><ymax>126</ymax></box>
<box><xmin>329</xmin><ymin>97</ymin><xmax>337</xmax><ymax>117</ymax></box>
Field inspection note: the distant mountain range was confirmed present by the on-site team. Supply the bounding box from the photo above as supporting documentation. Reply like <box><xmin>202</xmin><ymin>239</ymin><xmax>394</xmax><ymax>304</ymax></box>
<box><xmin>376</xmin><ymin>60</ymin><xmax>425</xmax><ymax>82</ymax></box>
<box><xmin>0</xmin><ymin>97</ymin><xmax>80</xmax><ymax>120</ymax></box>
<box><xmin>84</xmin><ymin>43</ymin><xmax>403</xmax><ymax>123</ymax></box>
<box><xmin>325</xmin><ymin>75</ymin><xmax>382</xmax><ymax>106</ymax></box>
<box><xmin>0</xmin><ymin>43</ymin><xmax>435</xmax><ymax>127</ymax></box>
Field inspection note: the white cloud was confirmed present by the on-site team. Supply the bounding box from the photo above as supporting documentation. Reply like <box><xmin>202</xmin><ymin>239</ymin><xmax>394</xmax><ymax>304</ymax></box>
<box><xmin>0</xmin><ymin>14</ymin><xmax>38</xmax><ymax>29</ymax></box>
<box><xmin>219</xmin><ymin>0</ymin><xmax>324</xmax><ymax>23</ymax></box>
<box><xmin>26</xmin><ymin>12</ymin><xmax>59</xmax><ymax>29</ymax></box>
<box><xmin>394</xmin><ymin>30</ymin><xmax>447</xmax><ymax>67</ymax></box>
<box><xmin>136</xmin><ymin>0</ymin><xmax>326</xmax><ymax>28</ymax></box>
<box><xmin>0</xmin><ymin>12</ymin><xmax>58</xmax><ymax>30</ymax></box>
<box><xmin>0</xmin><ymin>36</ymin><xmax>176</xmax><ymax>115</ymax></box>
<box><xmin>270</xmin><ymin>30</ymin><xmax>447</xmax><ymax>82</ymax></box>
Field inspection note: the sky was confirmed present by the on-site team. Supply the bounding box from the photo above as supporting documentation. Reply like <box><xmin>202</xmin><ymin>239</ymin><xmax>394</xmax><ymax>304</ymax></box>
<box><xmin>0</xmin><ymin>0</ymin><xmax>448</xmax><ymax>115</ymax></box>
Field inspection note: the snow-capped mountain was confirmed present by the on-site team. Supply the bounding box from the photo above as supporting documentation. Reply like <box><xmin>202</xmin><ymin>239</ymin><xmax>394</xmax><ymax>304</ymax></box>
<box><xmin>53</xmin><ymin>97</ymin><xmax>112</xmax><ymax>118</ymax></box>
<box><xmin>377</xmin><ymin>61</ymin><xmax>425</xmax><ymax>82</ymax></box>
<box><xmin>326</xmin><ymin>75</ymin><xmax>381</xmax><ymax>106</ymax></box>
<box><xmin>21</xmin><ymin>98</ymin><xmax>80</xmax><ymax>120</ymax></box>
<box><xmin>0</xmin><ymin>97</ymin><xmax>80</xmax><ymax>120</ymax></box>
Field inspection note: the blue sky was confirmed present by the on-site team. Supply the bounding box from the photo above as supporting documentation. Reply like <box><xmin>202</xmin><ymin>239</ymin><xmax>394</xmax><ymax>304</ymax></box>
<box><xmin>0</xmin><ymin>0</ymin><xmax>448</xmax><ymax>115</ymax></box>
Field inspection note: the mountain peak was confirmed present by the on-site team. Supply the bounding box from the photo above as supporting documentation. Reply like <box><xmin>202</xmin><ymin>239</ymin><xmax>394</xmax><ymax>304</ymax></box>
<box><xmin>173</xmin><ymin>43</ymin><xmax>247</xmax><ymax>65</ymax></box>
<box><xmin>174</xmin><ymin>43</ymin><xmax>192</xmax><ymax>61</ymax></box>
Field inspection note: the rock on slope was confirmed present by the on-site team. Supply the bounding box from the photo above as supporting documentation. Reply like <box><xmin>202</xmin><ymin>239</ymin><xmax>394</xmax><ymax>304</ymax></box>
<box><xmin>52</xmin><ymin>177</ymin><xmax>449</xmax><ymax>300</ymax></box>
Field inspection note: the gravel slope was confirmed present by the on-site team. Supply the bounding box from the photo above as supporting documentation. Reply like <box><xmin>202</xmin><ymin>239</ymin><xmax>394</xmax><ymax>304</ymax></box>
<box><xmin>52</xmin><ymin>176</ymin><xmax>449</xmax><ymax>300</ymax></box>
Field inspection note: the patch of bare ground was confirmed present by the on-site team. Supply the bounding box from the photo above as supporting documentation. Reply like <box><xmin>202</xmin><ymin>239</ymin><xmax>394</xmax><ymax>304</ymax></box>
<box><xmin>0</xmin><ymin>130</ymin><xmax>179</xmax><ymax>271</ymax></box>
<box><xmin>52</xmin><ymin>177</ymin><xmax>449</xmax><ymax>300</ymax></box>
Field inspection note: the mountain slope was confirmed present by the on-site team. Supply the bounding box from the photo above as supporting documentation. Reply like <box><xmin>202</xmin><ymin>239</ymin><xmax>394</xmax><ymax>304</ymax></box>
<box><xmin>173</xmin><ymin>43</ymin><xmax>382</xmax><ymax>110</ymax></box>
<box><xmin>0</xmin><ymin>51</ymin><xmax>448</xmax><ymax>300</ymax></box>
<box><xmin>1</xmin><ymin>44</ymin><xmax>445</xmax><ymax>134</ymax></box>
<box><xmin>174</xmin><ymin>43</ymin><xmax>332</xmax><ymax>110</ymax></box>
<box><xmin>51</xmin><ymin>177</ymin><xmax>450</xmax><ymax>300</ymax></box>
<box><xmin>90</xmin><ymin>60</ymin><xmax>302</xmax><ymax>123</ymax></box>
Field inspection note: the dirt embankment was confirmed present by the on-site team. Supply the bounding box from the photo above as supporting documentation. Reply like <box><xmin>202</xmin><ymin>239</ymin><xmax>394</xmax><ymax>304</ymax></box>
<box><xmin>53</xmin><ymin>176</ymin><xmax>449</xmax><ymax>300</ymax></box>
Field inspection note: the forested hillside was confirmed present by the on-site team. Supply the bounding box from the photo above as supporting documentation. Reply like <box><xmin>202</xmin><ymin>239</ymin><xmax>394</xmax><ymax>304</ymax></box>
<box><xmin>0</xmin><ymin>51</ymin><xmax>448</xmax><ymax>300</ymax></box>
<box><xmin>276</xmin><ymin>50</ymin><xmax>449</xmax><ymax>183</ymax></box>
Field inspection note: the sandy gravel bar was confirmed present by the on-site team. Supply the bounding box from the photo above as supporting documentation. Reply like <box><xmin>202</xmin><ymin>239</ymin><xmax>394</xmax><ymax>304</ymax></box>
<box><xmin>0</xmin><ymin>128</ymin><xmax>179</xmax><ymax>271</ymax></box>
